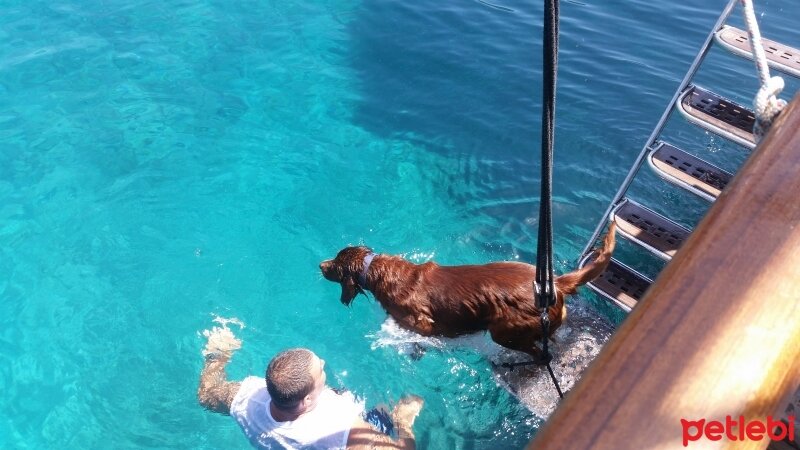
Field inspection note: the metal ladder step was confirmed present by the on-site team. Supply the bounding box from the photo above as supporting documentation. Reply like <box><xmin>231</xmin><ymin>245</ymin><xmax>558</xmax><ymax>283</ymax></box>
<box><xmin>612</xmin><ymin>199</ymin><xmax>691</xmax><ymax>261</ymax></box>
<box><xmin>647</xmin><ymin>141</ymin><xmax>733</xmax><ymax>201</ymax></box>
<box><xmin>582</xmin><ymin>256</ymin><xmax>652</xmax><ymax>312</ymax></box>
<box><xmin>678</xmin><ymin>85</ymin><xmax>756</xmax><ymax>149</ymax></box>
<box><xmin>715</xmin><ymin>25</ymin><xmax>800</xmax><ymax>79</ymax></box>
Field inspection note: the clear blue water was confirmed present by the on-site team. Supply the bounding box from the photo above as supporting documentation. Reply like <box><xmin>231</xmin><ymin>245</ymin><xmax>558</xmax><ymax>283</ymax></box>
<box><xmin>1</xmin><ymin>0</ymin><xmax>798</xmax><ymax>448</ymax></box>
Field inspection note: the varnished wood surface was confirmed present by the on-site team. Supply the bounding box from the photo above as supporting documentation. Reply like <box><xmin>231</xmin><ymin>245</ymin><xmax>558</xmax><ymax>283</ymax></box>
<box><xmin>528</xmin><ymin>97</ymin><xmax>800</xmax><ymax>450</ymax></box>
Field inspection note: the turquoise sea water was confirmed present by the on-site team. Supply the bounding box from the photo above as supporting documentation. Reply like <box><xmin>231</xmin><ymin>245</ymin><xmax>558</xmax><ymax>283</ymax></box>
<box><xmin>1</xmin><ymin>0</ymin><xmax>798</xmax><ymax>448</ymax></box>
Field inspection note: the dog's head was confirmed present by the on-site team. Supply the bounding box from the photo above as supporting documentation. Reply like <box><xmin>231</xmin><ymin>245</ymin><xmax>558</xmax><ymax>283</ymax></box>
<box><xmin>320</xmin><ymin>246</ymin><xmax>373</xmax><ymax>306</ymax></box>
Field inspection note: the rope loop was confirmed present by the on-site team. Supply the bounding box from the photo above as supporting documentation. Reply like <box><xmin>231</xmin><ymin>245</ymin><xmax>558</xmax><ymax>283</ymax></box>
<box><xmin>754</xmin><ymin>76</ymin><xmax>787</xmax><ymax>140</ymax></box>
<box><xmin>740</xmin><ymin>0</ymin><xmax>786</xmax><ymax>142</ymax></box>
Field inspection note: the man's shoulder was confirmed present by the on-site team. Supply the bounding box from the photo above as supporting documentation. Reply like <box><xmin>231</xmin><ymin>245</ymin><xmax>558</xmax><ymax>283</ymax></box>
<box><xmin>316</xmin><ymin>389</ymin><xmax>364</xmax><ymax>421</ymax></box>
<box><xmin>321</xmin><ymin>388</ymin><xmax>360</xmax><ymax>406</ymax></box>
<box><xmin>231</xmin><ymin>376</ymin><xmax>269</xmax><ymax>414</ymax></box>
<box><xmin>241</xmin><ymin>375</ymin><xmax>266</xmax><ymax>388</ymax></box>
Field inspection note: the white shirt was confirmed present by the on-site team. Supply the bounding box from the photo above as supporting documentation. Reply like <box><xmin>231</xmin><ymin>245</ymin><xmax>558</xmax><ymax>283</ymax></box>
<box><xmin>230</xmin><ymin>376</ymin><xmax>364</xmax><ymax>450</ymax></box>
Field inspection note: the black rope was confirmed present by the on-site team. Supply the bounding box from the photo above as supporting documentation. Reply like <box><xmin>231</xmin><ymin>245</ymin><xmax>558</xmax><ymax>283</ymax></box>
<box><xmin>497</xmin><ymin>0</ymin><xmax>563</xmax><ymax>400</ymax></box>
<box><xmin>536</xmin><ymin>0</ymin><xmax>558</xmax><ymax>306</ymax></box>
<box><xmin>535</xmin><ymin>0</ymin><xmax>563</xmax><ymax>399</ymax></box>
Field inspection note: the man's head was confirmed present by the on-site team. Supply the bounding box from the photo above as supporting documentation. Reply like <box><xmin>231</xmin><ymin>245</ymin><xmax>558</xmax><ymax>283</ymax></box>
<box><xmin>266</xmin><ymin>348</ymin><xmax>327</xmax><ymax>412</ymax></box>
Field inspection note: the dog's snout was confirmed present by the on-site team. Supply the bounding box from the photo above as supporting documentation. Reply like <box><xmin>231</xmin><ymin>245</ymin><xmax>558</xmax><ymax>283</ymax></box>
<box><xmin>320</xmin><ymin>259</ymin><xmax>339</xmax><ymax>282</ymax></box>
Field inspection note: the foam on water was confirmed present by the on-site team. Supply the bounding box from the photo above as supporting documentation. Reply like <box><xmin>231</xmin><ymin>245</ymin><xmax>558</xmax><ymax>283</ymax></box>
<box><xmin>208</xmin><ymin>315</ymin><xmax>246</xmax><ymax>331</ymax></box>
<box><xmin>369</xmin><ymin>317</ymin><xmax>502</xmax><ymax>357</ymax></box>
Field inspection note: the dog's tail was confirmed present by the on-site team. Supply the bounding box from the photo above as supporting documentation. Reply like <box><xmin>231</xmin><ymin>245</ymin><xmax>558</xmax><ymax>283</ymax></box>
<box><xmin>555</xmin><ymin>221</ymin><xmax>616</xmax><ymax>296</ymax></box>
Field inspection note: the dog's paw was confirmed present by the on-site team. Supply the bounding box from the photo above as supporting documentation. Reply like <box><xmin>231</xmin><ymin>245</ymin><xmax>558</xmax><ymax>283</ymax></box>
<box><xmin>410</xmin><ymin>343</ymin><xmax>427</xmax><ymax>360</ymax></box>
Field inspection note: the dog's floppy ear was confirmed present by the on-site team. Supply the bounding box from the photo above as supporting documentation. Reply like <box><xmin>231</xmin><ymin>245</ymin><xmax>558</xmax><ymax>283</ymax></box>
<box><xmin>340</xmin><ymin>276</ymin><xmax>364</xmax><ymax>306</ymax></box>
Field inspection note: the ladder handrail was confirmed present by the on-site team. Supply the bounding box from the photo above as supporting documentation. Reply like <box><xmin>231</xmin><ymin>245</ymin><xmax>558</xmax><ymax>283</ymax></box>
<box><xmin>579</xmin><ymin>0</ymin><xmax>739</xmax><ymax>258</ymax></box>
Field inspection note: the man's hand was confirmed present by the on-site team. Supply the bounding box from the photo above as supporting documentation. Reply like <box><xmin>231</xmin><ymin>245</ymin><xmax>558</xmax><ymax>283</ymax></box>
<box><xmin>392</xmin><ymin>395</ymin><xmax>424</xmax><ymax>433</ymax></box>
<box><xmin>347</xmin><ymin>395</ymin><xmax>424</xmax><ymax>450</ymax></box>
<box><xmin>202</xmin><ymin>325</ymin><xmax>242</xmax><ymax>358</ymax></box>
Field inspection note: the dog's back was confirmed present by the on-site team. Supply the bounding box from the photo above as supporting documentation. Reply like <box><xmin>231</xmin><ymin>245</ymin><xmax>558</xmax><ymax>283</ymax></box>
<box><xmin>421</xmin><ymin>262</ymin><xmax>538</xmax><ymax>335</ymax></box>
<box><xmin>429</xmin><ymin>222</ymin><xmax>616</xmax><ymax>339</ymax></box>
<box><xmin>427</xmin><ymin>221</ymin><xmax>616</xmax><ymax>314</ymax></box>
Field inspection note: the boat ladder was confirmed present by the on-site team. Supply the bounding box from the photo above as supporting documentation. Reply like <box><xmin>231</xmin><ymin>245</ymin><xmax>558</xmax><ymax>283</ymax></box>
<box><xmin>577</xmin><ymin>0</ymin><xmax>800</xmax><ymax>313</ymax></box>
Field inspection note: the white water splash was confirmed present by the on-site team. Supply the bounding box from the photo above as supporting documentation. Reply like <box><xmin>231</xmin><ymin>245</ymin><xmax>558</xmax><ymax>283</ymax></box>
<box><xmin>368</xmin><ymin>317</ymin><xmax>504</xmax><ymax>358</ymax></box>
<box><xmin>210</xmin><ymin>315</ymin><xmax>245</xmax><ymax>330</ymax></box>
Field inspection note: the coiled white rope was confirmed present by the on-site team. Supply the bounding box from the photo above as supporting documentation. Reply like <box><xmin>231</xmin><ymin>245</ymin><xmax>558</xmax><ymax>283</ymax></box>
<box><xmin>740</xmin><ymin>0</ymin><xmax>786</xmax><ymax>142</ymax></box>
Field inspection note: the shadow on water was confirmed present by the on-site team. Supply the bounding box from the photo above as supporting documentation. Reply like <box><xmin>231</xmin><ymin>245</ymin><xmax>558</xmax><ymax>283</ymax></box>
<box><xmin>343</xmin><ymin>1</ymin><xmax>559</xmax><ymax>268</ymax></box>
<box><xmin>345</xmin><ymin>1</ymin><xmax>541</xmax><ymax>159</ymax></box>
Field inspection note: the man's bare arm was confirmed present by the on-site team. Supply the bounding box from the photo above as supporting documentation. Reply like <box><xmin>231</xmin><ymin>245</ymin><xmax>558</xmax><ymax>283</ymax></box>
<box><xmin>197</xmin><ymin>354</ymin><xmax>241</xmax><ymax>415</ymax></box>
<box><xmin>198</xmin><ymin>323</ymin><xmax>243</xmax><ymax>414</ymax></box>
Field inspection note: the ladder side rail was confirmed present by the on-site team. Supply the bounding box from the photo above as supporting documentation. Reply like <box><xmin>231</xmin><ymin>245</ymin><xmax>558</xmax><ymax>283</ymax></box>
<box><xmin>579</xmin><ymin>0</ymin><xmax>739</xmax><ymax>258</ymax></box>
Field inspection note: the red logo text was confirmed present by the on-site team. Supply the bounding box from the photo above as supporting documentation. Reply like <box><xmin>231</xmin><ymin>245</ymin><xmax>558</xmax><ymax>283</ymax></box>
<box><xmin>681</xmin><ymin>415</ymin><xmax>795</xmax><ymax>446</ymax></box>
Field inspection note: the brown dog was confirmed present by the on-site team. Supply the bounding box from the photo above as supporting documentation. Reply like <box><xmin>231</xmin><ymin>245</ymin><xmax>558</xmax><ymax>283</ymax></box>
<box><xmin>320</xmin><ymin>223</ymin><xmax>616</xmax><ymax>359</ymax></box>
